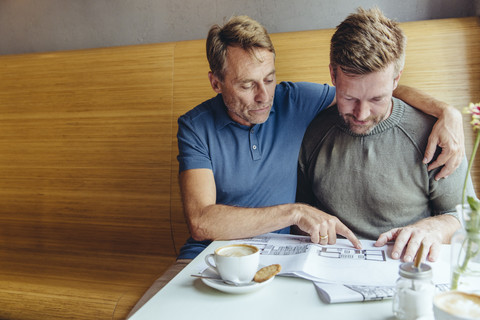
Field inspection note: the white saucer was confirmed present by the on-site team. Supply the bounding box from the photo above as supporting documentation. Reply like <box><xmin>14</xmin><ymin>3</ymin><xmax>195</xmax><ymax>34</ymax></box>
<box><xmin>200</xmin><ymin>267</ymin><xmax>275</xmax><ymax>294</ymax></box>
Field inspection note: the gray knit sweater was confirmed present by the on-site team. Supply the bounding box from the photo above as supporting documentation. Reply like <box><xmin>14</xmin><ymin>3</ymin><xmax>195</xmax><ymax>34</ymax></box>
<box><xmin>297</xmin><ymin>98</ymin><xmax>470</xmax><ymax>239</ymax></box>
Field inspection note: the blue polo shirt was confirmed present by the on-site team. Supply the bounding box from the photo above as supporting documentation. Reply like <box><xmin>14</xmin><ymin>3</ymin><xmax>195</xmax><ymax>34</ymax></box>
<box><xmin>177</xmin><ymin>81</ymin><xmax>335</xmax><ymax>258</ymax></box>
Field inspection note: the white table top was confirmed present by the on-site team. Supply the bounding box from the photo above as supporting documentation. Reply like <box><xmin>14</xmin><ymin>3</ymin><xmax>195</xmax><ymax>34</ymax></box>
<box><xmin>129</xmin><ymin>240</ymin><xmax>397</xmax><ymax>320</ymax></box>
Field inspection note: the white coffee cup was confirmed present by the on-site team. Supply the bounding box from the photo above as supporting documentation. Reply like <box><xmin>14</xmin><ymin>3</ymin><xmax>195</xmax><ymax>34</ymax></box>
<box><xmin>433</xmin><ymin>291</ymin><xmax>480</xmax><ymax>320</ymax></box>
<box><xmin>205</xmin><ymin>244</ymin><xmax>260</xmax><ymax>284</ymax></box>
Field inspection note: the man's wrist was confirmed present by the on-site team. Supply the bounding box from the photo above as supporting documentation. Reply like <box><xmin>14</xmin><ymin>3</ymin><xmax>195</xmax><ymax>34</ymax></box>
<box><xmin>441</xmin><ymin>105</ymin><xmax>462</xmax><ymax>121</ymax></box>
<box><xmin>288</xmin><ymin>203</ymin><xmax>306</xmax><ymax>226</ymax></box>
<box><xmin>428</xmin><ymin>100</ymin><xmax>449</xmax><ymax>118</ymax></box>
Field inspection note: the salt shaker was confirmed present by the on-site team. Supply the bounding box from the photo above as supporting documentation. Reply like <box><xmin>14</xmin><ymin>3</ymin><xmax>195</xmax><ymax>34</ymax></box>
<box><xmin>393</xmin><ymin>262</ymin><xmax>435</xmax><ymax>320</ymax></box>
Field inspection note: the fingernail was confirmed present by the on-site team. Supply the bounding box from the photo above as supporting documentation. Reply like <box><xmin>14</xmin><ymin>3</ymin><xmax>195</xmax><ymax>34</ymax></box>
<box><xmin>392</xmin><ymin>252</ymin><xmax>399</xmax><ymax>259</ymax></box>
<box><xmin>423</xmin><ymin>157</ymin><xmax>428</xmax><ymax>164</ymax></box>
<box><xmin>404</xmin><ymin>255</ymin><xmax>412</xmax><ymax>262</ymax></box>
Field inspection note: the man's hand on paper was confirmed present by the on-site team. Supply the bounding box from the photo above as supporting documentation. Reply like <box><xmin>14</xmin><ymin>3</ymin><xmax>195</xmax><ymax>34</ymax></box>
<box><xmin>374</xmin><ymin>227</ymin><xmax>441</xmax><ymax>263</ymax></box>
<box><xmin>293</xmin><ymin>204</ymin><xmax>362</xmax><ymax>249</ymax></box>
<box><xmin>373</xmin><ymin>215</ymin><xmax>461</xmax><ymax>262</ymax></box>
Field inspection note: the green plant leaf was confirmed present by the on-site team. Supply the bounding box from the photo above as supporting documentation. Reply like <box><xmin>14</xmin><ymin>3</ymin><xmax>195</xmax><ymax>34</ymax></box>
<box><xmin>467</xmin><ymin>196</ymin><xmax>480</xmax><ymax>212</ymax></box>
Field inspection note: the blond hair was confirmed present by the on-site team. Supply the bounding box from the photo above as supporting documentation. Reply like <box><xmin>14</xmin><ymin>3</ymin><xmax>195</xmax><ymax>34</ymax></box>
<box><xmin>330</xmin><ymin>7</ymin><xmax>406</xmax><ymax>79</ymax></box>
<box><xmin>206</xmin><ymin>15</ymin><xmax>275</xmax><ymax>81</ymax></box>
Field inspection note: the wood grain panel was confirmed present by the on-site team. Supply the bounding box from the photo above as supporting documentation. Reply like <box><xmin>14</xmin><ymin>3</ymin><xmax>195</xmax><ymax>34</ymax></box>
<box><xmin>0</xmin><ymin>43</ymin><xmax>177</xmax><ymax>256</ymax></box>
<box><xmin>0</xmin><ymin>43</ymin><xmax>178</xmax><ymax>319</ymax></box>
<box><xmin>170</xmin><ymin>40</ymin><xmax>212</xmax><ymax>254</ymax></box>
<box><xmin>400</xmin><ymin>17</ymin><xmax>480</xmax><ymax>192</ymax></box>
<box><xmin>0</xmin><ymin>249</ymin><xmax>175</xmax><ymax>320</ymax></box>
<box><xmin>271</xmin><ymin>29</ymin><xmax>334</xmax><ymax>84</ymax></box>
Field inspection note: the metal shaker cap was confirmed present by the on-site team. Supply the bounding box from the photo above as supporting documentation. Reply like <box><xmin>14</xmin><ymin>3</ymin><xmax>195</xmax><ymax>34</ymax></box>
<box><xmin>399</xmin><ymin>262</ymin><xmax>432</xmax><ymax>280</ymax></box>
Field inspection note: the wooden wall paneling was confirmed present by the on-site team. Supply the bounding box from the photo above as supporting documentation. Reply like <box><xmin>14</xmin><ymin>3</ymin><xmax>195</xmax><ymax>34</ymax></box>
<box><xmin>170</xmin><ymin>40</ymin><xmax>213</xmax><ymax>254</ymax></box>
<box><xmin>271</xmin><ymin>29</ymin><xmax>334</xmax><ymax>85</ymax></box>
<box><xmin>0</xmin><ymin>43</ymin><xmax>178</xmax><ymax>319</ymax></box>
<box><xmin>0</xmin><ymin>246</ymin><xmax>175</xmax><ymax>319</ymax></box>
<box><xmin>0</xmin><ymin>43</ymin><xmax>177</xmax><ymax>257</ymax></box>
<box><xmin>400</xmin><ymin>17</ymin><xmax>480</xmax><ymax>192</ymax></box>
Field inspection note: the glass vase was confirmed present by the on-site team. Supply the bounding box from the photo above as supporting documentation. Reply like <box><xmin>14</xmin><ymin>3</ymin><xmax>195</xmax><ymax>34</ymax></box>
<box><xmin>450</xmin><ymin>204</ymin><xmax>480</xmax><ymax>293</ymax></box>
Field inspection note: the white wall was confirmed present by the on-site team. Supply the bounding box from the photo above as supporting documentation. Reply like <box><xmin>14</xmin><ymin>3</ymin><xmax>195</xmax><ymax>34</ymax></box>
<box><xmin>0</xmin><ymin>0</ymin><xmax>475</xmax><ymax>55</ymax></box>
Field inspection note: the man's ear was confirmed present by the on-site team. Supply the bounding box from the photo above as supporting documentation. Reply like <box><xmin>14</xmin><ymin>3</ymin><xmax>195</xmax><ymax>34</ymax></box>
<box><xmin>329</xmin><ymin>64</ymin><xmax>336</xmax><ymax>86</ymax></box>
<box><xmin>393</xmin><ymin>69</ymin><xmax>403</xmax><ymax>90</ymax></box>
<box><xmin>208</xmin><ymin>71</ymin><xmax>222</xmax><ymax>94</ymax></box>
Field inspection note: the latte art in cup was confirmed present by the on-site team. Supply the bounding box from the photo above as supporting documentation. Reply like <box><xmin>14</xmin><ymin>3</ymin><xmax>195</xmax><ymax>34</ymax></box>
<box><xmin>217</xmin><ymin>244</ymin><xmax>258</xmax><ymax>257</ymax></box>
<box><xmin>434</xmin><ymin>291</ymin><xmax>480</xmax><ymax>320</ymax></box>
<box><xmin>205</xmin><ymin>244</ymin><xmax>260</xmax><ymax>284</ymax></box>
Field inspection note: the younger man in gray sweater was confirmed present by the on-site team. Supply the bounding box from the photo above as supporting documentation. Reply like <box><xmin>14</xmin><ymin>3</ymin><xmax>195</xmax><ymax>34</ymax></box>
<box><xmin>296</xmin><ymin>7</ymin><xmax>475</xmax><ymax>263</ymax></box>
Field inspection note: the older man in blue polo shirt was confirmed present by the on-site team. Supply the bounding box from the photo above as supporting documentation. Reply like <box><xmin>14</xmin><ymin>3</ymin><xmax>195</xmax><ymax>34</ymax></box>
<box><xmin>176</xmin><ymin>15</ymin><xmax>464</xmax><ymax>260</ymax></box>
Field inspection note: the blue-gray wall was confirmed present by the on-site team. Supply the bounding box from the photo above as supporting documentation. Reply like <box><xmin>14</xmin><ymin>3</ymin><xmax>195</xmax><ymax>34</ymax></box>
<box><xmin>0</xmin><ymin>0</ymin><xmax>476</xmax><ymax>55</ymax></box>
